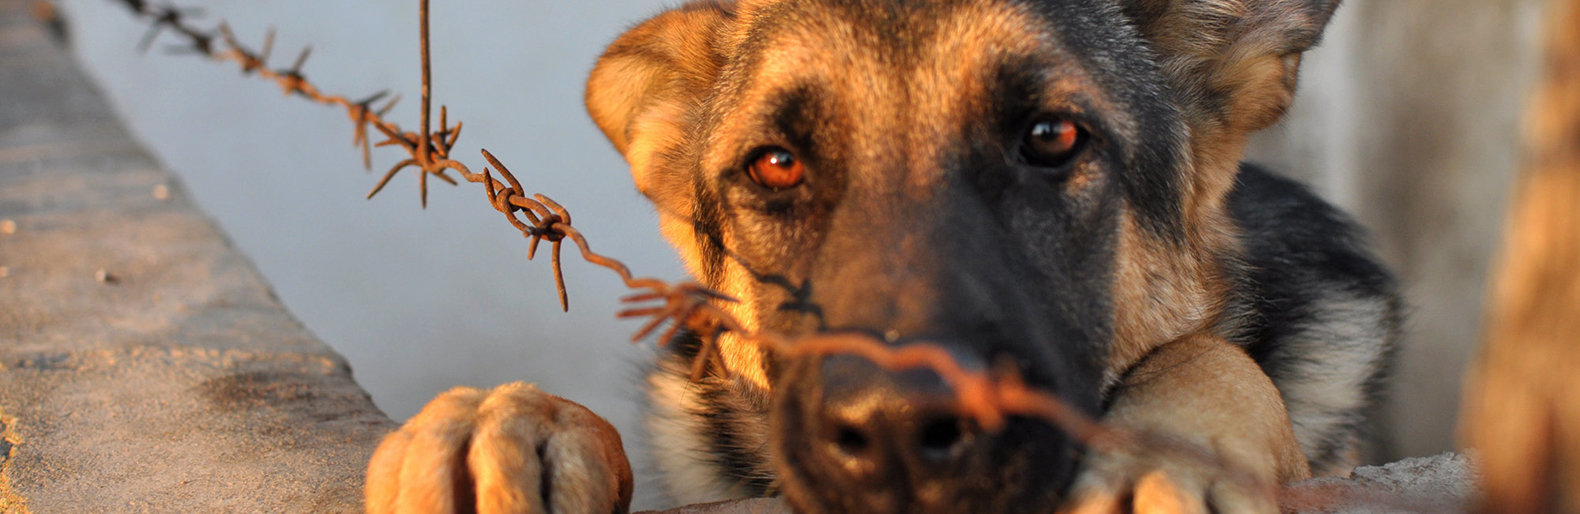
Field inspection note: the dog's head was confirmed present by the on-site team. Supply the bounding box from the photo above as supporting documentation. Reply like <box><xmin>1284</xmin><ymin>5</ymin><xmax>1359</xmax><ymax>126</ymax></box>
<box><xmin>587</xmin><ymin>0</ymin><xmax>1336</xmax><ymax>511</ymax></box>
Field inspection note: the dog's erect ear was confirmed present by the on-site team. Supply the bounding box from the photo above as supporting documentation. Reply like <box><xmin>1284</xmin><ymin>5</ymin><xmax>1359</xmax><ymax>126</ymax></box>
<box><xmin>1120</xmin><ymin>0</ymin><xmax>1338</xmax><ymax>216</ymax></box>
<box><xmin>1125</xmin><ymin>0</ymin><xmax>1340</xmax><ymax>132</ymax></box>
<box><xmin>1124</xmin><ymin>0</ymin><xmax>1339</xmax><ymax>156</ymax></box>
<box><xmin>586</xmin><ymin>3</ymin><xmax>735</xmax><ymax>194</ymax></box>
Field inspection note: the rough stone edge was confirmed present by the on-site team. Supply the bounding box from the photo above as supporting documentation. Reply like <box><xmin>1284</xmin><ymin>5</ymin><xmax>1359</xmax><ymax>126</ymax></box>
<box><xmin>0</xmin><ymin>0</ymin><xmax>396</xmax><ymax>510</ymax></box>
<box><xmin>0</xmin><ymin>412</ymin><xmax>22</xmax><ymax>512</ymax></box>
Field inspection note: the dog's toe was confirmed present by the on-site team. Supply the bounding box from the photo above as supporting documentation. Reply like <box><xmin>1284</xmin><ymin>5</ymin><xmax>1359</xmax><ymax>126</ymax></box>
<box><xmin>1062</xmin><ymin>449</ymin><xmax>1277</xmax><ymax>514</ymax></box>
<box><xmin>365</xmin><ymin>382</ymin><xmax>632</xmax><ymax>514</ymax></box>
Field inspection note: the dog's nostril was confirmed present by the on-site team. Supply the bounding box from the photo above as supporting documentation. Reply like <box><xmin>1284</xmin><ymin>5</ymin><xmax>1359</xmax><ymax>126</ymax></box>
<box><xmin>834</xmin><ymin>425</ymin><xmax>871</xmax><ymax>456</ymax></box>
<box><xmin>918</xmin><ymin>416</ymin><xmax>969</xmax><ymax>460</ymax></box>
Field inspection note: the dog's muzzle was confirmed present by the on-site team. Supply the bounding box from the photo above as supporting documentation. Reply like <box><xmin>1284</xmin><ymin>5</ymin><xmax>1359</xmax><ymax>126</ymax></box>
<box><xmin>771</xmin><ymin>338</ymin><xmax>1081</xmax><ymax>514</ymax></box>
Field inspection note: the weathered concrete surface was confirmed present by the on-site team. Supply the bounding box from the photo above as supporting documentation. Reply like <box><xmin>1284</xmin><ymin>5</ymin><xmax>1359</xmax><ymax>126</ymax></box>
<box><xmin>640</xmin><ymin>454</ymin><xmax>1479</xmax><ymax>513</ymax></box>
<box><xmin>1284</xmin><ymin>453</ymin><xmax>1479</xmax><ymax>513</ymax></box>
<box><xmin>0</xmin><ymin>0</ymin><xmax>397</xmax><ymax>511</ymax></box>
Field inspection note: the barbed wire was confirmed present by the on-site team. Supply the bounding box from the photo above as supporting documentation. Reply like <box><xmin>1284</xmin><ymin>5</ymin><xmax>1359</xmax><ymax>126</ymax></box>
<box><xmin>100</xmin><ymin>1</ymin><xmax>1422</xmax><ymax>509</ymax></box>
<box><xmin>108</xmin><ymin>0</ymin><xmax>1098</xmax><ymax>432</ymax></box>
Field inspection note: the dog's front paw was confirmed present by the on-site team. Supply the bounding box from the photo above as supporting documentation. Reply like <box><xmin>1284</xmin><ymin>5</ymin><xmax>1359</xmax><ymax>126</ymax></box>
<box><xmin>1061</xmin><ymin>445</ymin><xmax>1279</xmax><ymax>514</ymax></box>
<box><xmin>365</xmin><ymin>382</ymin><xmax>632</xmax><ymax>514</ymax></box>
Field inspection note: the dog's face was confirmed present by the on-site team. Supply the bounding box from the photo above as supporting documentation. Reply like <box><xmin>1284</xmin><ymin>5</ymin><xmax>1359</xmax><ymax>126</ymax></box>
<box><xmin>587</xmin><ymin>0</ymin><xmax>1337</xmax><ymax>511</ymax></box>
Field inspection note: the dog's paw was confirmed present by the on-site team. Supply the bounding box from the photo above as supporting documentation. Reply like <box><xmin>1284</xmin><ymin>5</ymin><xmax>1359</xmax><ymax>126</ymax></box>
<box><xmin>1060</xmin><ymin>446</ymin><xmax>1279</xmax><ymax>514</ymax></box>
<box><xmin>365</xmin><ymin>382</ymin><xmax>633</xmax><ymax>514</ymax></box>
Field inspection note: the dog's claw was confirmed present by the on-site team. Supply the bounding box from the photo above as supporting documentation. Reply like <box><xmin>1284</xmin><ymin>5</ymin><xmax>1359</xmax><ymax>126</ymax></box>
<box><xmin>1065</xmin><ymin>471</ymin><xmax>1207</xmax><ymax>514</ymax></box>
<box><xmin>1062</xmin><ymin>450</ymin><xmax>1278</xmax><ymax>514</ymax></box>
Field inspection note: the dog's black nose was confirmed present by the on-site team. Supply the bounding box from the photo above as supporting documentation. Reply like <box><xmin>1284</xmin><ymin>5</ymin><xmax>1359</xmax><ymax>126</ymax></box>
<box><xmin>772</xmin><ymin>339</ymin><xmax>1084</xmax><ymax>513</ymax></box>
<box><xmin>805</xmin><ymin>352</ymin><xmax>981</xmax><ymax>484</ymax></box>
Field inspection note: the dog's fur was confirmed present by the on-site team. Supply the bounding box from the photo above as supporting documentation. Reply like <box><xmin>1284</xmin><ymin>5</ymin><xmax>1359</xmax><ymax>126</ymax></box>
<box><xmin>367</xmin><ymin>1</ymin><xmax>1399</xmax><ymax>512</ymax></box>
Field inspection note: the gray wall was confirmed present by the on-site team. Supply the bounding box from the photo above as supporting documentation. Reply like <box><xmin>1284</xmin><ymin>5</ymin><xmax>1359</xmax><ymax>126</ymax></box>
<box><xmin>1248</xmin><ymin>0</ymin><xmax>1546</xmax><ymax>460</ymax></box>
<box><xmin>55</xmin><ymin>0</ymin><xmax>1546</xmax><ymax>507</ymax></box>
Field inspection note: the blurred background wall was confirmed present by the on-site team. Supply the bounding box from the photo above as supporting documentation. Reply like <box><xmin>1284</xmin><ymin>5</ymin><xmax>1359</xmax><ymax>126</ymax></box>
<box><xmin>1246</xmin><ymin>0</ymin><xmax>1546</xmax><ymax>461</ymax></box>
<box><xmin>47</xmin><ymin>0</ymin><xmax>1548</xmax><ymax>507</ymax></box>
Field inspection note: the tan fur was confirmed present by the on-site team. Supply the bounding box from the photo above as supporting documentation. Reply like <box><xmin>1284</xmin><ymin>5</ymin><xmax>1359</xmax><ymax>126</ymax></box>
<box><xmin>381</xmin><ymin>387</ymin><xmax>485</xmax><ymax>514</ymax></box>
<box><xmin>587</xmin><ymin>4</ymin><xmax>778</xmax><ymax>389</ymax></box>
<box><xmin>365</xmin><ymin>384</ymin><xmax>631</xmax><ymax>514</ymax></box>
<box><xmin>695</xmin><ymin>2</ymin><xmax>1065</xmax><ymax>388</ymax></box>
<box><xmin>588</xmin><ymin>4</ymin><xmax>734</xmax><ymax>328</ymax></box>
<box><xmin>1083</xmin><ymin>3</ymin><xmax>1336</xmax><ymax>511</ymax></box>
<box><xmin>1071</xmin><ymin>335</ymin><xmax>1311</xmax><ymax>514</ymax></box>
<box><xmin>1107</xmin><ymin>210</ymin><xmax>1239</xmax><ymax>391</ymax></box>
<box><xmin>1103</xmin><ymin>1</ymin><xmax>1336</xmax><ymax>390</ymax></box>
<box><xmin>1462</xmin><ymin>0</ymin><xmax>1580</xmax><ymax>511</ymax></box>
<box><xmin>1126</xmin><ymin>0</ymin><xmax>1336</xmax><ymax>229</ymax></box>
<box><xmin>586</xmin><ymin>5</ymin><xmax>734</xmax><ymax>195</ymax></box>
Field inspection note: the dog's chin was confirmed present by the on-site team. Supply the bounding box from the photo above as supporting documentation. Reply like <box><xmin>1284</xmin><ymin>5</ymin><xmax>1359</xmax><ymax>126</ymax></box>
<box><xmin>771</xmin><ymin>421</ymin><xmax>1079</xmax><ymax>514</ymax></box>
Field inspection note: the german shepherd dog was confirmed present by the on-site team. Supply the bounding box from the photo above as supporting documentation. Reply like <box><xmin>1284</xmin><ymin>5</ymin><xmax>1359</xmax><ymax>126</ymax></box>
<box><xmin>365</xmin><ymin>0</ymin><xmax>1399</xmax><ymax>512</ymax></box>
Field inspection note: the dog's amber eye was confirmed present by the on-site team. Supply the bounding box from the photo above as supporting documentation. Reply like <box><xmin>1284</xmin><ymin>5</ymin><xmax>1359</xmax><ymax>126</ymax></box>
<box><xmin>748</xmin><ymin>147</ymin><xmax>805</xmax><ymax>190</ymax></box>
<box><xmin>1022</xmin><ymin>118</ymin><xmax>1087</xmax><ymax>168</ymax></box>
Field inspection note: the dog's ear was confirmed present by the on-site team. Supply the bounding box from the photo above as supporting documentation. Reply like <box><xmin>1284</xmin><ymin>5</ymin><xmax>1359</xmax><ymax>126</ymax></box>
<box><xmin>1125</xmin><ymin>0</ymin><xmax>1340</xmax><ymax>131</ymax></box>
<box><xmin>586</xmin><ymin>3</ymin><xmax>735</xmax><ymax>194</ymax></box>
<box><xmin>1124</xmin><ymin>0</ymin><xmax>1339</xmax><ymax>155</ymax></box>
<box><xmin>1120</xmin><ymin>0</ymin><xmax>1338</xmax><ymax>217</ymax></box>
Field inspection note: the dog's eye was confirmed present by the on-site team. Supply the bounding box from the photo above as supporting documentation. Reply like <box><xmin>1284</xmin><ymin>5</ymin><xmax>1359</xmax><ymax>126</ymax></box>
<box><xmin>748</xmin><ymin>147</ymin><xmax>806</xmax><ymax>190</ymax></box>
<box><xmin>1021</xmin><ymin>118</ymin><xmax>1087</xmax><ymax>168</ymax></box>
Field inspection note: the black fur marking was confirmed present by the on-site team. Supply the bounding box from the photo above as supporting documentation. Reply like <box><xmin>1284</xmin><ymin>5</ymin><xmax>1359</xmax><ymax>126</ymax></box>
<box><xmin>696</xmin><ymin>375</ymin><xmax>777</xmax><ymax>495</ymax></box>
<box><xmin>768</xmin><ymin>87</ymin><xmax>824</xmax><ymax>168</ymax></box>
<box><xmin>651</xmin><ymin>347</ymin><xmax>780</xmax><ymax>497</ymax></box>
<box><xmin>538</xmin><ymin>439</ymin><xmax>554</xmax><ymax>510</ymax></box>
<box><xmin>1029</xmin><ymin>0</ymin><xmax>1192</xmax><ymax>241</ymax></box>
<box><xmin>1230</xmin><ymin>165</ymin><xmax>1401</xmax><ymax>468</ymax></box>
<box><xmin>667</xmin><ymin>327</ymin><xmax>706</xmax><ymax>363</ymax></box>
<box><xmin>691</xmin><ymin>180</ymin><xmax>729</xmax><ymax>287</ymax></box>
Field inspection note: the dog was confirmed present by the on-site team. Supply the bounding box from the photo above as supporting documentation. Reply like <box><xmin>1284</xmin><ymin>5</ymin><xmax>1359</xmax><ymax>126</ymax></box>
<box><xmin>364</xmin><ymin>0</ymin><xmax>1399</xmax><ymax>512</ymax></box>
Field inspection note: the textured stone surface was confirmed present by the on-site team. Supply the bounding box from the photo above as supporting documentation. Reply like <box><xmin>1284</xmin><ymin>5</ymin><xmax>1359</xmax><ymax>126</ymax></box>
<box><xmin>640</xmin><ymin>454</ymin><xmax>1480</xmax><ymax>513</ymax></box>
<box><xmin>1284</xmin><ymin>453</ymin><xmax>1479</xmax><ymax>513</ymax></box>
<box><xmin>0</xmin><ymin>0</ymin><xmax>396</xmax><ymax>511</ymax></box>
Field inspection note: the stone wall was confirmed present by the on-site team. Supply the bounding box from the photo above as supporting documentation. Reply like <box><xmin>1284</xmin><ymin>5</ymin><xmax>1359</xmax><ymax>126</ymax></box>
<box><xmin>0</xmin><ymin>1</ymin><xmax>394</xmax><ymax>510</ymax></box>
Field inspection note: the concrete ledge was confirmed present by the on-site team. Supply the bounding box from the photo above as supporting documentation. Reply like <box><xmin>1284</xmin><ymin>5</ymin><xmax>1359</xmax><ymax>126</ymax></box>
<box><xmin>0</xmin><ymin>0</ymin><xmax>395</xmax><ymax>510</ymax></box>
<box><xmin>640</xmin><ymin>454</ymin><xmax>1479</xmax><ymax>513</ymax></box>
<box><xmin>1284</xmin><ymin>453</ymin><xmax>1478</xmax><ymax>513</ymax></box>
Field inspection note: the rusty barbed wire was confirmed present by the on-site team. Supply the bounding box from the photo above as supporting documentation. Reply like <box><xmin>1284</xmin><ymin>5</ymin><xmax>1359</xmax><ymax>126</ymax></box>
<box><xmin>102</xmin><ymin>1</ymin><xmax>1419</xmax><ymax>509</ymax></box>
<box><xmin>112</xmin><ymin>0</ymin><xmax>1121</xmax><ymax>442</ymax></box>
<box><xmin>109</xmin><ymin>0</ymin><xmax>1249</xmax><ymax>487</ymax></box>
